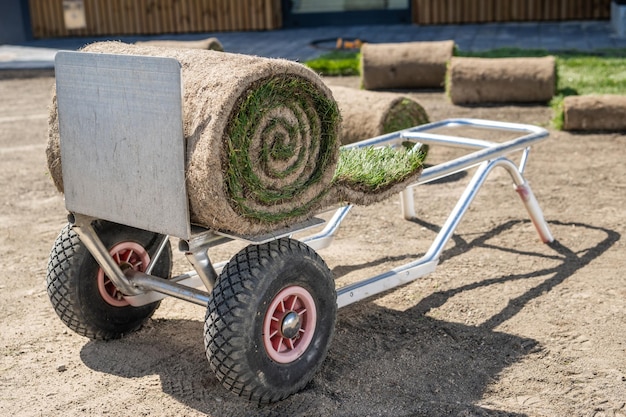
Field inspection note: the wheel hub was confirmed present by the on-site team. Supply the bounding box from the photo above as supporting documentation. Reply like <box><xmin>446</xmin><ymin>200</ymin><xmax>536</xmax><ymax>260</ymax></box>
<box><xmin>97</xmin><ymin>242</ymin><xmax>150</xmax><ymax>307</ymax></box>
<box><xmin>281</xmin><ymin>311</ymin><xmax>301</xmax><ymax>339</ymax></box>
<box><xmin>263</xmin><ymin>285</ymin><xmax>317</xmax><ymax>364</ymax></box>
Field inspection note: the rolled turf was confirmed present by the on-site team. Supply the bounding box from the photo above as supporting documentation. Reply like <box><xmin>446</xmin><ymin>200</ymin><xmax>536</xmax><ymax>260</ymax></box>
<box><xmin>329</xmin><ymin>85</ymin><xmax>429</xmax><ymax>145</ymax></box>
<box><xmin>47</xmin><ymin>42</ymin><xmax>426</xmax><ymax>235</ymax></box>
<box><xmin>562</xmin><ymin>94</ymin><xmax>626</xmax><ymax>131</ymax></box>
<box><xmin>447</xmin><ymin>56</ymin><xmax>556</xmax><ymax>104</ymax></box>
<box><xmin>135</xmin><ymin>37</ymin><xmax>224</xmax><ymax>51</ymax></box>
<box><xmin>360</xmin><ymin>40</ymin><xmax>455</xmax><ymax>90</ymax></box>
<box><xmin>47</xmin><ymin>41</ymin><xmax>340</xmax><ymax>235</ymax></box>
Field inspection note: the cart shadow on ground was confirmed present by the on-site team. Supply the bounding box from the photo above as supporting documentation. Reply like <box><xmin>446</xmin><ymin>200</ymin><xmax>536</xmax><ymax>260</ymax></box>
<box><xmin>78</xmin><ymin>219</ymin><xmax>619</xmax><ymax>417</ymax></box>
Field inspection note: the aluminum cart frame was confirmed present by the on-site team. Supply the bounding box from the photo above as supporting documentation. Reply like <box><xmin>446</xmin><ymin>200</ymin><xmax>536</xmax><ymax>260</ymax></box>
<box><xmin>47</xmin><ymin>52</ymin><xmax>553</xmax><ymax>403</ymax></box>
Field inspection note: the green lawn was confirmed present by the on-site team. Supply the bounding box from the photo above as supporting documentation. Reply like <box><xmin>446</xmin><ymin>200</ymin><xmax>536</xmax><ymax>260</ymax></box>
<box><xmin>305</xmin><ymin>48</ymin><xmax>626</xmax><ymax>129</ymax></box>
<box><xmin>305</xmin><ymin>50</ymin><xmax>361</xmax><ymax>76</ymax></box>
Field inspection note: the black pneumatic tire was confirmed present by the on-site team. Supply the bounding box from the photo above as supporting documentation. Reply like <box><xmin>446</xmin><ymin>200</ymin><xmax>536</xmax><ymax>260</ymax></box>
<box><xmin>46</xmin><ymin>221</ymin><xmax>172</xmax><ymax>340</ymax></box>
<box><xmin>205</xmin><ymin>238</ymin><xmax>337</xmax><ymax>403</ymax></box>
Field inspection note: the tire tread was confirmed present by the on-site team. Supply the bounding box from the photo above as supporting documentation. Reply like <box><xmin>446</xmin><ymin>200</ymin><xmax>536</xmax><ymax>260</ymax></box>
<box><xmin>46</xmin><ymin>222</ymin><xmax>171</xmax><ymax>340</ymax></box>
<box><xmin>205</xmin><ymin>238</ymin><xmax>336</xmax><ymax>403</ymax></box>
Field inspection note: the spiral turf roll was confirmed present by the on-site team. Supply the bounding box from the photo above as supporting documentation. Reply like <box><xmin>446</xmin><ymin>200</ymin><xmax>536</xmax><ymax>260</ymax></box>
<box><xmin>46</xmin><ymin>42</ymin><xmax>340</xmax><ymax>235</ymax></box>
<box><xmin>222</xmin><ymin>75</ymin><xmax>339</xmax><ymax>225</ymax></box>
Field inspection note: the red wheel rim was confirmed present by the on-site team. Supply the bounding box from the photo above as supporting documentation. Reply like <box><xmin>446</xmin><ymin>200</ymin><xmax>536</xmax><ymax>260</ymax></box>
<box><xmin>263</xmin><ymin>285</ymin><xmax>317</xmax><ymax>364</ymax></box>
<box><xmin>97</xmin><ymin>241</ymin><xmax>150</xmax><ymax>307</ymax></box>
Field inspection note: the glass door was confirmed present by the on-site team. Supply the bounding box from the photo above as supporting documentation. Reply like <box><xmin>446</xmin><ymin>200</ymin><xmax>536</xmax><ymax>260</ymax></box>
<box><xmin>282</xmin><ymin>0</ymin><xmax>411</xmax><ymax>27</ymax></box>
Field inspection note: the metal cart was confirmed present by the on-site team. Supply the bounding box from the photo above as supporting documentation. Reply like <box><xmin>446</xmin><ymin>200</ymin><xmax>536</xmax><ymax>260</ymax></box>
<box><xmin>47</xmin><ymin>51</ymin><xmax>553</xmax><ymax>403</ymax></box>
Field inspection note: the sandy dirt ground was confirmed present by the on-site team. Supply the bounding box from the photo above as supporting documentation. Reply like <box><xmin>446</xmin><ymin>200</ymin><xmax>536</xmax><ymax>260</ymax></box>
<box><xmin>0</xmin><ymin>70</ymin><xmax>624</xmax><ymax>417</ymax></box>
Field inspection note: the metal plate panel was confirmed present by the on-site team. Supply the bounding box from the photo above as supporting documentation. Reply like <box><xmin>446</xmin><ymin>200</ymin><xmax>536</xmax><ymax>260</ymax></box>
<box><xmin>55</xmin><ymin>51</ymin><xmax>190</xmax><ymax>239</ymax></box>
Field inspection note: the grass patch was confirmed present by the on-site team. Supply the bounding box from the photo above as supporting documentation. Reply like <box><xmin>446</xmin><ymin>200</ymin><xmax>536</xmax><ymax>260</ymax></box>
<box><xmin>557</xmin><ymin>54</ymin><xmax>626</xmax><ymax>95</ymax></box>
<box><xmin>333</xmin><ymin>145</ymin><xmax>427</xmax><ymax>192</ymax></box>
<box><xmin>456</xmin><ymin>48</ymin><xmax>550</xmax><ymax>58</ymax></box>
<box><xmin>305</xmin><ymin>51</ymin><xmax>360</xmax><ymax>76</ymax></box>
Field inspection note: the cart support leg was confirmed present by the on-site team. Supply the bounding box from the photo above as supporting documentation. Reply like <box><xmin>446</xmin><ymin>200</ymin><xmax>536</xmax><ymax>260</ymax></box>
<box><xmin>424</xmin><ymin>158</ymin><xmax>553</xmax><ymax>258</ymax></box>
<box><xmin>400</xmin><ymin>188</ymin><xmax>416</xmax><ymax>220</ymax></box>
<box><xmin>403</xmin><ymin>158</ymin><xmax>553</xmax><ymax>247</ymax></box>
<box><xmin>498</xmin><ymin>158</ymin><xmax>553</xmax><ymax>243</ymax></box>
<box><xmin>146</xmin><ymin>234</ymin><xmax>171</xmax><ymax>275</ymax></box>
<box><xmin>514</xmin><ymin>182</ymin><xmax>554</xmax><ymax>243</ymax></box>
<box><xmin>70</xmin><ymin>214</ymin><xmax>141</xmax><ymax>296</ymax></box>
<box><xmin>301</xmin><ymin>205</ymin><xmax>353</xmax><ymax>251</ymax></box>
<box><xmin>185</xmin><ymin>248</ymin><xmax>218</xmax><ymax>292</ymax></box>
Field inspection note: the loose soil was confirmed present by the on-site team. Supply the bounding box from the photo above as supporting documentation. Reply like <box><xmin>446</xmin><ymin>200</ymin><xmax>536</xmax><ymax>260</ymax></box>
<box><xmin>1</xmin><ymin>72</ymin><xmax>624</xmax><ymax>417</ymax></box>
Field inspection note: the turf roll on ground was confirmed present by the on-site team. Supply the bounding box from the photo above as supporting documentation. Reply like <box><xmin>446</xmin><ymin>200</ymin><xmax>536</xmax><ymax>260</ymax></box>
<box><xmin>329</xmin><ymin>85</ymin><xmax>429</xmax><ymax>145</ymax></box>
<box><xmin>134</xmin><ymin>37</ymin><xmax>224</xmax><ymax>51</ymax></box>
<box><xmin>360</xmin><ymin>40</ymin><xmax>455</xmax><ymax>90</ymax></box>
<box><xmin>562</xmin><ymin>94</ymin><xmax>626</xmax><ymax>131</ymax></box>
<box><xmin>447</xmin><ymin>56</ymin><xmax>556</xmax><ymax>104</ymax></box>
<box><xmin>47</xmin><ymin>41</ymin><xmax>340</xmax><ymax>235</ymax></box>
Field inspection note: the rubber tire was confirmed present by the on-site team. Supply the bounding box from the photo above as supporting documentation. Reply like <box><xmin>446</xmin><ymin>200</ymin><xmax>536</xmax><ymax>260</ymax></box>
<box><xmin>205</xmin><ymin>238</ymin><xmax>337</xmax><ymax>404</ymax></box>
<box><xmin>46</xmin><ymin>221</ymin><xmax>172</xmax><ymax>340</ymax></box>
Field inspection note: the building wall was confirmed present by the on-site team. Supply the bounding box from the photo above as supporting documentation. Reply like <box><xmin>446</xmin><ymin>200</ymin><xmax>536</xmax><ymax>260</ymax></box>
<box><xmin>28</xmin><ymin>0</ymin><xmax>282</xmax><ymax>39</ymax></box>
<box><xmin>412</xmin><ymin>0</ymin><xmax>612</xmax><ymax>25</ymax></box>
<box><xmin>0</xmin><ymin>0</ymin><xmax>29</xmax><ymax>43</ymax></box>
<box><xmin>24</xmin><ymin>0</ymin><xmax>614</xmax><ymax>39</ymax></box>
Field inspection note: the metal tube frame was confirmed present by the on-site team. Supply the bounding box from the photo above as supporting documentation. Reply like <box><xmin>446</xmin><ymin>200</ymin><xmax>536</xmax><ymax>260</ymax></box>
<box><xmin>71</xmin><ymin>118</ymin><xmax>554</xmax><ymax>310</ymax></box>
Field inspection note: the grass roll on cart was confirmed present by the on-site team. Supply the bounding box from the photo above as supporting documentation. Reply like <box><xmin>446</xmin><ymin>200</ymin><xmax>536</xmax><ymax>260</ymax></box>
<box><xmin>46</xmin><ymin>50</ymin><xmax>554</xmax><ymax>404</ymax></box>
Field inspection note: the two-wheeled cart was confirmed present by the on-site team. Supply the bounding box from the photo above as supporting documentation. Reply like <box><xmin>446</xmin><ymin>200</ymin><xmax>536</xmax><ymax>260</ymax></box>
<box><xmin>46</xmin><ymin>51</ymin><xmax>553</xmax><ymax>403</ymax></box>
